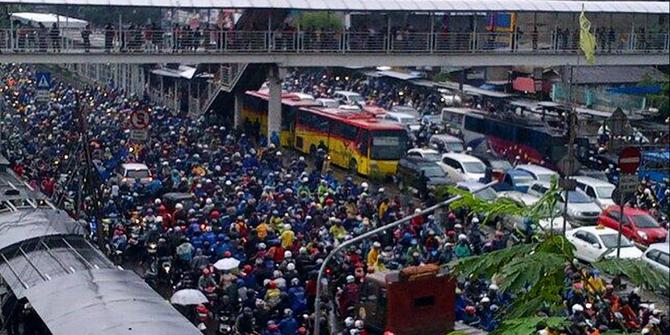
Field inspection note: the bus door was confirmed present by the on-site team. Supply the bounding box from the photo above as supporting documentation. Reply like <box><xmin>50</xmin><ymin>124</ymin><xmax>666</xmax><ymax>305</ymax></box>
<box><xmin>356</xmin><ymin>130</ymin><xmax>371</xmax><ymax>175</ymax></box>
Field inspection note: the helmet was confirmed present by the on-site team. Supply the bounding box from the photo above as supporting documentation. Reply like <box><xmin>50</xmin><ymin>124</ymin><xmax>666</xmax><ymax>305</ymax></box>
<box><xmin>458</xmin><ymin>234</ymin><xmax>467</xmax><ymax>241</ymax></box>
<box><xmin>465</xmin><ymin>306</ymin><xmax>476</xmax><ymax>314</ymax></box>
<box><xmin>287</xmin><ymin>263</ymin><xmax>296</xmax><ymax>271</ymax></box>
<box><xmin>355</xmin><ymin>320</ymin><xmax>364</xmax><ymax>329</ymax></box>
<box><xmin>346</xmin><ymin>275</ymin><xmax>355</xmax><ymax>283</ymax></box>
<box><xmin>284</xmin><ymin>251</ymin><xmax>293</xmax><ymax>259</ymax></box>
<box><xmin>471</xmin><ymin>217</ymin><xmax>480</xmax><ymax>224</ymax></box>
<box><xmin>572</xmin><ymin>304</ymin><xmax>584</xmax><ymax>313</ymax></box>
<box><xmin>361</xmin><ymin>182</ymin><xmax>368</xmax><ymax>189</ymax></box>
<box><xmin>345</xmin><ymin>317</ymin><xmax>355</xmax><ymax>327</ymax></box>
<box><xmin>489</xmin><ymin>284</ymin><xmax>499</xmax><ymax>291</ymax></box>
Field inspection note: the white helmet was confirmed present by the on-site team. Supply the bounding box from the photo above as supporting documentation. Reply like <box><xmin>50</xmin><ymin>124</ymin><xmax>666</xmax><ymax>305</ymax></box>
<box><xmin>346</xmin><ymin>275</ymin><xmax>355</xmax><ymax>283</ymax></box>
<box><xmin>287</xmin><ymin>263</ymin><xmax>296</xmax><ymax>271</ymax></box>
<box><xmin>284</xmin><ymin>251</ymin><xmax>293</xmax><ymax>259</ymax></box>
<box><xmin>354</xmin><ymin>320</ymin><xmax>364</xmax><ymax>329</ymax></box>
<box><xmin>458</xmin><ymin>234</ymin><xmax>467</xmax><ymax>241</ymax></box>
<box><xmin>361</xmin><ymin>182</ymin><xmax>369</xmax><ymax>189</ymax></box>
<box><xmin>344</xmin><ymin>317</ymin><xmax>355</xmax><ymax>327</ymax></box>
<box><xmin>572</xmin><ymin>304</ymin><xmax>584</xmax><ymax>313</ymax></box>
<box><xmin>471</xmin><ymin>217</ymin><xmax>480</xmax><ymax>224</ymax></box>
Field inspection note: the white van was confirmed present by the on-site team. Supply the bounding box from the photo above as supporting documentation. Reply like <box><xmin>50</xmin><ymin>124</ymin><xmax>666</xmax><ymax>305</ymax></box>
<box><xmin>333</xmin><ymin>91</ymin><xmax>365</xmax><ymax>106</ymax></box>
<box><xmin>117</xmin><ymin>163</ymin><xmax>152</xmax><ymax>185</ymax></box>
<box><xmin>383</xmin><ymin>111</ymin><xmax>421</xmax><ymax>132</ymax></box>
<box><xmin>573</xmin><ymin>176</ymin><xmax>616</xmax><ymax>209</ymax></box>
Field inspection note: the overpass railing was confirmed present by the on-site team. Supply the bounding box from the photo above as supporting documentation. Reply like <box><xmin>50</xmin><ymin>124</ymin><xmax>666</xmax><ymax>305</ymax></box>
<box><xmin>0</xmin><ymin>29</ymin><xmax>667</xmax><ymax>54</ymax></box>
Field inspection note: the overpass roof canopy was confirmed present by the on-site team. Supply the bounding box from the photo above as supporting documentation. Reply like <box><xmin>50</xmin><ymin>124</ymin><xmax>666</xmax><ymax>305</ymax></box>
<box><xmin>10</xmin><ymin>12</ymin><xmax>89</xmax><ymax>28</ymax></box>
<box><xmin>0</xmin><ymin>0</ymin><xmax>667</xmax><ymax>13</ymax></box>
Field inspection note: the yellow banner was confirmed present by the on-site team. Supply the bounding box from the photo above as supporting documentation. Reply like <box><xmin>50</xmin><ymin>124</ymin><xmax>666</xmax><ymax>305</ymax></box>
<box><xmin>579</xmin><ymin>9</ymin><xmax>597</xmax><ymax>64</ymax></box>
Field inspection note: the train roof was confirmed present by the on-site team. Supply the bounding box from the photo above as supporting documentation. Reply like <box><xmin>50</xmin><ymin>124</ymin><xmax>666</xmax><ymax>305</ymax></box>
<box><xmin>300</xmin><ymin>106</ymin><xmax>406</xmax><ymax>131</ymax></box>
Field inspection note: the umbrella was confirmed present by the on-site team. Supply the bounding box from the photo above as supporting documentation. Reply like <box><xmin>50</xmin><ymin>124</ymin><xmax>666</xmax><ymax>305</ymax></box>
<box><xmin>213</xmin><ymin>257</ymin><xmax>240</xmax><ymax>271</ymax></box>
<box><xmin>170</xmin><ymin>289</ymin><xmax>208</xmax><ymax>306</ymax></box>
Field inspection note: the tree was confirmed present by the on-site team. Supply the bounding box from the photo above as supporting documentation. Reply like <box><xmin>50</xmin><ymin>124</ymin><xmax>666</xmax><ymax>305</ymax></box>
<box><xmin>296</xmin><ymin>12</ymin><xmax>342</xmax><ymax>31</ymax></box>
<box><xmin>439</xmin><ymin>183</ymin><xmax>668</xmax><ymax>332</ymax></box>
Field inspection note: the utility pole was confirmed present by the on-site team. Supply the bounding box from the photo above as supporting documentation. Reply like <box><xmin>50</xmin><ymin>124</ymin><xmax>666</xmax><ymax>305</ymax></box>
<box><xmin>76</xmin><ymin>98</ymin><xmax>106</xmax><ymax>251</ymax></box>
<box><xmin>561</xmin><ymin>65</ymin><xmax>577</xmax><ymax>235</ymax></box>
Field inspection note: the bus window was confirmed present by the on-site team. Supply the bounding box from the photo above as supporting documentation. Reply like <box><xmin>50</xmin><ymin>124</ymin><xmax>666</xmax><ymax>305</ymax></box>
<box><xmin>370</xmin><ymin>130</ymin><xmax>408</xmax><ymax>160</ymax></box>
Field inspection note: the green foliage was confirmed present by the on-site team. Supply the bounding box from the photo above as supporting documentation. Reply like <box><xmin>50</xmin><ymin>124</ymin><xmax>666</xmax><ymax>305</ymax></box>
<box><xmin>297</xmin><ymin>12</ymin><xmax>342</xmax><ymax>31</ymax></box>
<box><xmin>433</xmin><ymin>72</ymin><xmax>455</xmax><ymax>83</ymax></box>
<box><xmin>436</xmin><ymin>182</ymin><xmax>561</xmax><ymax>233</ymax></box>
<box><xmin>456</xmin><ymin>235</ymin><xmax>574</xmax><ymax>317</ymax></box>
<box><xmin>489</xmin><ymin>317</ymin><xmax>570</xmax><ymax>335</ymax></box>
<box><xmin>640</xmin><ymin>73</ymin><xmax>669</xmax><ymax>120</ymax></box>
<box><xmin>594</xmin><ymin>258</ymin><xmax>669</xmax><ymax>292</ymax></box>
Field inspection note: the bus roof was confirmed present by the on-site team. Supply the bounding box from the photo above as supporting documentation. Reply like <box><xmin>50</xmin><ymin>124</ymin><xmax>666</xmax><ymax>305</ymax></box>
<box><xmin>246</xmin><ymin>90</ymin><xmax>319</xmax><ymax>107</ymax></box>
<box><xmin>442</xmin><ymin>107</ymin><xmax>481</xmax><ymax>115</ymax></box>
<box><xmin>300</xmin><ymin>106</ymin><xmax>405</xmax><ymax>131</ymax></box>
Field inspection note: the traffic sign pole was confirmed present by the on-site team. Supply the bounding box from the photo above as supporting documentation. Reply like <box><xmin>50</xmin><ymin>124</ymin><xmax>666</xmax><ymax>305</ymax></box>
<box><xmin>616</xmin><ymin>146</ymin><xmax>641</xmax><ymax>258</ymax></box>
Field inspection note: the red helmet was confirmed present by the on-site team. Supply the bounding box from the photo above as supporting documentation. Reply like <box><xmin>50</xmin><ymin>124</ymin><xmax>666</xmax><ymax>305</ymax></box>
<box><xmin>223</xmin><ymin>251</ymin><xmax>232</xmax><ymax>258</ymax></box>
<box><xmin>243</xmin><ymin>264</ymin><xmax>253</xmax><ymax>273</ymax></box>
<box><xmin>268</xmin><ymin>324</ymin><xmax>279</xmax><ymax>331</ymax></box>
<box><xmin>202</xmin><ymin>268</ymin><xmax>211</xmax><ymax>276</ymax></box>
<box><xmin>465</xmin><ymin>306</ymin><xmax>476</xmax><ymax>314</ymax></box>
<box><xmin>297</xmin><ymin>327</ymin><xmax>307</xmax><ymax>334</ymax></box>
<box><xmin>210</xmin><ymin>210</ymin><xmax>220</xmax><ymax>219</ymax></box>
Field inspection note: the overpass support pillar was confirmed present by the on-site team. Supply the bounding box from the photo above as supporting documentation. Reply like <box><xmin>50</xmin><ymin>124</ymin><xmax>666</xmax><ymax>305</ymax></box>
<box><xmin>234</xmin><ymin>92</ymin><xmax>243</xmax><ymax>130</ymax></box>
<box><xmin>267</xmin><ymin>66</ymin><xmax>282</xmax><ymax>146</ymax></box>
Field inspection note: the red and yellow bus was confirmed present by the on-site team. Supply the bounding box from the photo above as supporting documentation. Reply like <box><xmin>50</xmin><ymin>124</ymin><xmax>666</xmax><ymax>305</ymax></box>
<box><xmin>241</xmin><ymin>90</ymin><xmax>318</xmax><ymax>147</ymax></box>
<box><xmin>294</xmin><ymin>106</ymin><xmax>408</xmax><ymax>177</ymax></box>
<box><xmin>242</xmin><ymin>90</ymin><xmax>408</xmax><ymax>177</ymax></box>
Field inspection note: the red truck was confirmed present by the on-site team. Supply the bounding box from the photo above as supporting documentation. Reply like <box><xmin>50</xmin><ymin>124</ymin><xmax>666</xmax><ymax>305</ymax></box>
<box><xmin>357</xmin><ymin>264</ymin><xmax>456</xmax><ymax>335</ymax></box>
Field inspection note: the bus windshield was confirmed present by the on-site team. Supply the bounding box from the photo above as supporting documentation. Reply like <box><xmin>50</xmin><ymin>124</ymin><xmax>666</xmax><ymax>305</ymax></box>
<box><xmin>371</xmin><ymin>130</ymin><xmax>408</xmax><ymax>160</ymax></box>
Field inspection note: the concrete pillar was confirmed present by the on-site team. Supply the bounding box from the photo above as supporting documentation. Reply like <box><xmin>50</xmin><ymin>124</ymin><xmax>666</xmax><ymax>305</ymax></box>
<box><xmin>267</xmin><ymin>66</ymin><xmax>282</xmax><ymax>146</ymax></box>
<box><xmin>234</xmin><ymin>92</ymin><xmax>243</xmax><ymax>129</ymax></box>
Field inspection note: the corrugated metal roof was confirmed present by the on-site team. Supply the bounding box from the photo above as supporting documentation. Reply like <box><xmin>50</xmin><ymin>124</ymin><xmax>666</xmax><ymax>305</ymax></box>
<box><xmin>10</xmin><ymin>12</ymin><xmax>89</xmax><ymax>28</ymax></box>
<box><xmin>0</xmin><ymin>209</ymin><xmax>85</xmax><ymax>252</ymax></box>
<box><xmin>0</xmin><ymin>0</ymin><xmax>667</xmax><ymax>13</ymax></box>
<box><xmin>24</xmin><ymin>269</ymin><xmax>202</xmax><ymax>335</ymax></box>
<box><xmin>567</xmin><ymin>66</ymin><xmax>668</xmax><ymax>85</ymax></box>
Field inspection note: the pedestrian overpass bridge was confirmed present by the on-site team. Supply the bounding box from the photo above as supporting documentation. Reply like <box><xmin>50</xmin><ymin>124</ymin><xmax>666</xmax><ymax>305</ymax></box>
<box><xmin>1</xmin><ymin>30</ymin><xmax>668</xmax><ymax>66</ymax></box>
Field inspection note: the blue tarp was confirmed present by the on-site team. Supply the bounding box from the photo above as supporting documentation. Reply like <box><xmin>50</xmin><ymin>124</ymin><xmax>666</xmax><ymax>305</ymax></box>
<box><xmin>607</xmin><ymin>85</ymin><xmax>661</xmax><ymax>95</ymax></box>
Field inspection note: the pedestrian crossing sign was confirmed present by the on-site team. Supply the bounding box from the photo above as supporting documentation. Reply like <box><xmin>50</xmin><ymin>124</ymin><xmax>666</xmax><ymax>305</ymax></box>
<box><xmin>36</xmin><ymin>72</ymin><xmax>52</xmax><ymax>90</ymax></box>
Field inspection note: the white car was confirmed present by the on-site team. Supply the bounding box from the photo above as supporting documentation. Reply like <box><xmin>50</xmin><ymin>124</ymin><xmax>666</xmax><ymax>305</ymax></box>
<box><xmin>316</xmin><ymin>98</ymin><xmax>340</xmax><ymax>108</ymax></box>
<box><xmin>333</xmin><ymin>90</ymin><xmax>365</xmax><ymax>106</ymax></box>
<box><xmin>497</xmin><ymin>191</ymin><xmax>569</xmax><ymax>233</ymax></box>
<box><xmin>383</xmin><ymin>111</ymin><xmax>420</xmax><ymax>132</ymax></box>
<box><xmin>117</xmin><ymin>163</ymin><xmax>152</xmax><ymax>185</ymax></box>
<box><xmin>438</xmin><ymin>153</ymin><xmax>487</xmax><ymax>182</ymax></box>
<box><xmin>567</xmin><ymin>226</ymin><xmax>643</xmax><ymax>263</ymax></box>
<box><xmin>406</xmin><ymin>148</ymin><xmax>441</xmax><ymax>162</ymax></box>
<box><xmin>573</xmin><ymin>176</ymin><xmax>616</xmax><ymax>209</ymax></box>
<box><xmin>390</xmin><ymin>105</ymin><xmax>420</xmax><ymax>119</ymax></box>
<box><xmin>642</xmin><ymin>243</ymin><xmax>669</xmax><ymax>275</ymax></box>
<box><xmin>516</xmin><ymin>164</ymin><xmax>559</xmax><ymax>183</ymax></box>
<box><xmin>456</xmin><ymin>181</ymin><xmax>498</xmax><ymax>202</ymax></box>
<box><xmin>337</xmin><ymin>104</ymin><xmax>362</xmax><ymax>112</ymax></box>
<box><xmin>527</xmin><ymin>181</ymin><xmax>602</xmax><ymax>226</ymax></box>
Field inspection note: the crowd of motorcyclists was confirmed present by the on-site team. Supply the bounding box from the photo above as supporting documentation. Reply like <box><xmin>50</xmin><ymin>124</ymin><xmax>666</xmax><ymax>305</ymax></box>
<box><xmin>0</xmin><ymin>63</ymin><xmax>668</xmax><ymax>335</ymax></box>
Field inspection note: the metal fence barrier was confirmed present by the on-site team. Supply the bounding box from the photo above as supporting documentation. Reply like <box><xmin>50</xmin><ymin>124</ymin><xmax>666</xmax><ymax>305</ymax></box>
<box><xmin>0</xmin><ymin>29</ymin><xmax>667</xmax><ymax>54</ymax></box>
